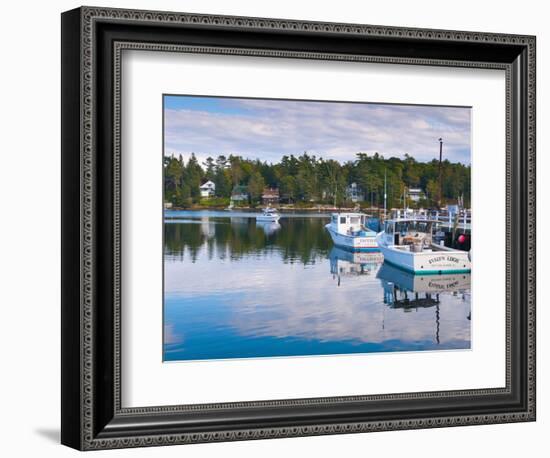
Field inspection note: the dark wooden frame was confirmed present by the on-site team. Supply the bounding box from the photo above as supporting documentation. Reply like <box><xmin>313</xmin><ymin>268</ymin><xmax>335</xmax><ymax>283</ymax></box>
<box><xmin>61</xmin><ymin>6</ymin><xmax>536</xmax><ymax>450</ymax></box>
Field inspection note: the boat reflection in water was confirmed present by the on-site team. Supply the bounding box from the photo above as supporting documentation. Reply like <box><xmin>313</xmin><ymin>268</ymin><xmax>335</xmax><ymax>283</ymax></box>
<box><xmin>329</xmin><ymin>246</ymin><xmax>384</xmax><ymax>286</ymax></box>
<box><xmin>164</xmin><ymin>211</ymin><xmax>471</xmax><ymax>361</ymax></box>
<box><xmin>377</xmin><ymin>263</ymin><xmax>471</xmax><ymax>344</ymax></box>
<box><xmin>378</xmin><ymin>263</ymin><xmax>470</xmax><ymax>308</ymax></box>
<box><xmin>256</xmin><ymin>220</ymin><xmax>282</xmax><ymax>236</ymax></box>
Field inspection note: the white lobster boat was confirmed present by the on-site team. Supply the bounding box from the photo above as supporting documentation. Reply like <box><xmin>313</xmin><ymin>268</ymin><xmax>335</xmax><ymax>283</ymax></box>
<box><xmin>376</xmin><ymin>218</ymin><xmax>471</xmax><ymax>274</ymax></box>
<box><xmin>325</xmin><ymin>213</ymin><xmax>378</xmax><ymax>252</ymax></box>
<box><xmin>256</xmin><ymin>207</ymin><xmax>280</xmax><ymax>223</ymax></box>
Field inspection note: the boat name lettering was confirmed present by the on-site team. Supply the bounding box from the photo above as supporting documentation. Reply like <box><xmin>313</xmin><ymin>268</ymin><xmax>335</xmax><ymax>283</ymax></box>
<box><xmin>428</xmin><ymin>280</ymin><xmax>460</xmax><ymax>289</ymax></box>
<box><xmin>428</xmin><ymin>256</ymin><xmax>460</xmax><ymax>264</ymax></box>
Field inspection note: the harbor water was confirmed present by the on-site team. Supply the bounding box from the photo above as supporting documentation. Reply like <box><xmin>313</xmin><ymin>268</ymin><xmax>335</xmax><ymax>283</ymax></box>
<box><xmin>164</xmin><ymin>210</ymin><xmax>471</xmax><ymax>362</ymax></box>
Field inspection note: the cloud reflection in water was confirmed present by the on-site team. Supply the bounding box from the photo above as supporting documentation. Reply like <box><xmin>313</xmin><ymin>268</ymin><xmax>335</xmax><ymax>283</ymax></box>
<box><xmin>164</xmin><ymin>214</ymin><xmax>471</xmax><ymax>361</ymax></box>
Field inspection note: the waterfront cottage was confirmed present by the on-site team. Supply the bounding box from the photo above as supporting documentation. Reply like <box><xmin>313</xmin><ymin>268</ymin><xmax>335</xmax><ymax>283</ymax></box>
<box><xmin>262</xmin><ymin>188</ymin><xmax>280</xmax><ymax>206</ymax></box>
<box><xmin>199</xmin><ymin>180</ymin><xmax>216</xmax><ymax>198</ymax></box>
<box><xmin>408</xmin><ymin>187</ymin><xmax>425</xmax><ymax>203</ymax></box>
<box><xmin>346</xmin><ymin>182</ymin><xmax>365</xmax><ymax>203</ymax></box>
<box><xmin>231</xmin><ymin>185</ymin><xmax>249</xmax><ymax>203</ymax></box>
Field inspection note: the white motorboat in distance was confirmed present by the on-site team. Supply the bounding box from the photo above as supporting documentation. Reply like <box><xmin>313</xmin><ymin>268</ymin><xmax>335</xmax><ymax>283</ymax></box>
<box><xmin>376</xmin><ymin>218</ymin><xmax>471</xmax><ymax>275</ymax></box>
<box><xmin>256</xmin><ymin>207</ymin><xmax>280</xmax><ymax>223</ymax></box>
<box><xmin>325</xmin><ymin>213</ymin><xmax>378</xmax><ymax>252</ymax></box>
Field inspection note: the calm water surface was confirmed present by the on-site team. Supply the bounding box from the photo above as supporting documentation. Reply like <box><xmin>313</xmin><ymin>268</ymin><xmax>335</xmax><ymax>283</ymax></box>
<box><xmin>164</xmin><ymin>210</ymin><xmax>471</xmax><ymax>361</ymax></box>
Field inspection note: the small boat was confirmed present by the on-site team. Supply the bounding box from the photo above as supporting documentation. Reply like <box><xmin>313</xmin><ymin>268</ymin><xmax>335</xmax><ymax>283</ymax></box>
<box><xmin>256</xmin><ymin>207</ymin><xmax>280</xmax><ymax>222</ymax></box>
<box><xmin>376</xmin><ymin>218</ymin><xmax>471</xmax><ymax>274</ymax></box>
<box><xmin>325</xmin><ymin>213</ymin><xmax>378</xmax><ymax>252</ymax></box>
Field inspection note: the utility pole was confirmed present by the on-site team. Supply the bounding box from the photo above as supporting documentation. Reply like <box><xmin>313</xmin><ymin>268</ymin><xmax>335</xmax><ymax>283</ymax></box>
<box><xmin>437</xmin><ymin>138</ymin><xmax>443</xmax><ymax>209</ymax></box>
<box><xmin>384</xmin><ymin>168</ymin><xmax>387</xmax><ymax>222</ymax></box>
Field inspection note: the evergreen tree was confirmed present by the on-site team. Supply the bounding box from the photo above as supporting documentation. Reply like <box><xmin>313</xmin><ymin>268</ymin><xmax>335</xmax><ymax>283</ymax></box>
<box><xmin>163</xmin><ymin>150</ymin><xmax>471</xmax><ymax>208</ymax></box>
<box><xmin>203</xmin><ymin>157</ymin><xmax>215</xmax><ymax>180</ymax></box>
<box><xmin>186</xmin><ymin>153</ymin><xmax>204</xmax><ymax>202</ymax></box>
<box><xmin>248</xmin><ymin>171</ymin><xmax>265</xmax><ymax>203</ymax></box>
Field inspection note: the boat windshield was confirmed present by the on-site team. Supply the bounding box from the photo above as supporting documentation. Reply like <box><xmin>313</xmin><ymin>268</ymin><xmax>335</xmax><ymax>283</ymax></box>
<box><xmin>395</xmin><ymin>221</ymin><xmax>432</xmax><ymax>234</ymax></box>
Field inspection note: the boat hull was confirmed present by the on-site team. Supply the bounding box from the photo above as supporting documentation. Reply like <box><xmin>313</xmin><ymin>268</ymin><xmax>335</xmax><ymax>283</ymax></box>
<box><xmin>325</xmin><ymin>225</ymin><xmax>379</xmax><ymax>252</ymax></box>
<box><xmin>256</xmin><ymin>215</ymin><xmax>280</xmax><ymax>222</ymax></box>
<box><xmin>376</xmin><ymin>234</ymin><xmax>471</xmax><ymax>275</ymax></box>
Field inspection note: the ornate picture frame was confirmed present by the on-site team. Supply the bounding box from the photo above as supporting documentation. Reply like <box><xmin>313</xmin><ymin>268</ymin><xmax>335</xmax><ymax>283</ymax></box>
<box><xmin>61</xmin><ymin>6</ymin><xmax>536</xmax><ymax>450</ymax></box>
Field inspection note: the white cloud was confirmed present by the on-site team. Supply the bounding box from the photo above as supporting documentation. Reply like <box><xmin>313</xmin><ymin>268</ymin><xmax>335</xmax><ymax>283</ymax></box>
<box><xmin>164</xmin><ymin>98</ymin><xmax>471</xmax><ymax>165</ymax></box>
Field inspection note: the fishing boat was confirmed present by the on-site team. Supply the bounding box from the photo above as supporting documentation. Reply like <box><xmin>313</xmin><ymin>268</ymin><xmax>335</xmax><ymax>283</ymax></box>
<box><xmin>376</xmin><ymin>218</ymin><xmax>471</xmax><ymax>274</ymax></box>
<box><xmin>256</xmin><ymin>207</ymin><xmax>280</xmax><ymax>223</ymax></box>
<box><xmin>325</xmin><ymin>213</ymin><xmax>378</xmax><ymax>252</ymax></box>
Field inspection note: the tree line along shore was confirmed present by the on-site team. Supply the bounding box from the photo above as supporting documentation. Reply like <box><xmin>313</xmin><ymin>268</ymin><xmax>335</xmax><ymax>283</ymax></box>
<box><xmin>164</xmin><ymin>152</ymin><xmax>471</xmax><ymax>210</ymax></box>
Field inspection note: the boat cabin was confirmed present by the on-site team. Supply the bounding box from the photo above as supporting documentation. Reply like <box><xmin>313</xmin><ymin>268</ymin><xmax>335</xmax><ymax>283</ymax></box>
<box><xmin>382</xmin><ymin>218</ymin><xmax>439</xmax><ymax>251</ymax></box>
<box><xmin>329</xmin><ymin>213</ymin><xmax>375</xmax><ymax>236</ymax></box>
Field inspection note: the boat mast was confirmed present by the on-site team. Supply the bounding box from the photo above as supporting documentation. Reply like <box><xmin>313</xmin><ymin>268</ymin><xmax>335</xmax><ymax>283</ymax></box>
<box><xmin>437</xmin><ymin>138</ymin><xmax>443</xmax><ymax>209</ymax></box>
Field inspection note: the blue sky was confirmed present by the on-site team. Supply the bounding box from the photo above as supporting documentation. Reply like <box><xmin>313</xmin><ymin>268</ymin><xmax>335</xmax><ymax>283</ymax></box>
<box><xmin>164</xmin><ymin>95</ymin><xmax>471</xmax><ymax>165</ymax></box>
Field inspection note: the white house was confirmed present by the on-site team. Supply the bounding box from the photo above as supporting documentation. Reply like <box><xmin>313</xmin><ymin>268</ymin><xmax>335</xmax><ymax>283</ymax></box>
<box><xmin>199</xmin><ymin>180</ymin><xmax>216</xmax><ymax>198</ymax></box>
<box><xmin>408</xmin><ymin>187</ymin><xmax>425</xmax><ymax>202</ymax></box>
<box><xmin>346</xmin><ymin>182</ymin><xmax>364</xmax><ymax>203</ymax></box>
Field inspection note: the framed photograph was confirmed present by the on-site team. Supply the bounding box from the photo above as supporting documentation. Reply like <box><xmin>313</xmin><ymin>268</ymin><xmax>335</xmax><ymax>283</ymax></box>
<box><xmin>61</xmin><ymin>6</ymin><xmax>536</xmax><ymax>450</ymax></box>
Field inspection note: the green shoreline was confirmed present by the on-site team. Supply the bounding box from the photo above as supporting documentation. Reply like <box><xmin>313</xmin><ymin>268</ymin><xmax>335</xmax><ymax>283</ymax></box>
<box><xmin>165</xmin><ymin>205</ymin><xmax>385</xmax><ymax>213</ymax></box>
